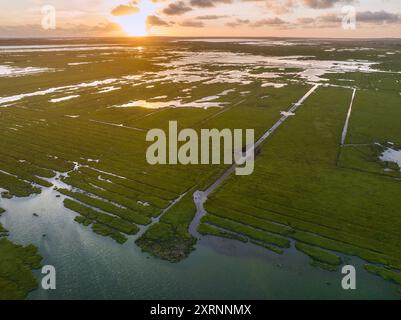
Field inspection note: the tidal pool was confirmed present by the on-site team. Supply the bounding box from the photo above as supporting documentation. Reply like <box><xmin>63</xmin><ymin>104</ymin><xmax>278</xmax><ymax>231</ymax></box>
<box><xmin>0</xmin><ymin>186</ymin><xmax>400</xmax><ymax>300</ymax></box>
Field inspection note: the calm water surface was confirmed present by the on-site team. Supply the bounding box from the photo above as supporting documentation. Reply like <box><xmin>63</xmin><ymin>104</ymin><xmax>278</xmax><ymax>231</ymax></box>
<box><xmin>0</xmin><ymin>187</ymin><xmax>399</xmax><ymax>300</ymax></box>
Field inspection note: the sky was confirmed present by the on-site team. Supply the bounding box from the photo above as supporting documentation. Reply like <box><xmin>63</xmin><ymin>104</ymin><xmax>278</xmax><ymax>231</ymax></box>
<box><xmin>0</xmin><ymin>0</ymin><xmax>401</xmax><ymax>38</ymax></box>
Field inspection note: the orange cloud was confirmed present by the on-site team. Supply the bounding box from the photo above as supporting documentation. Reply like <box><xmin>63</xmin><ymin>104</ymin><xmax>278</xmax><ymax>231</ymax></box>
<box><xmin>111</xmin><ymin>3</ymin><xmax>140</xmax><ymax>16</ymax></box>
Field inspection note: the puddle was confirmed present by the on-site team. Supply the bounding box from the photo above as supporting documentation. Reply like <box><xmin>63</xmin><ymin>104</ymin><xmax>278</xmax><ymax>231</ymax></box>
<box><xmin>280</xmin><ymin>111</ymin><xmax>295</xmax><ymax>116</ymax></box>
<box><xmin>111</xmin><ymin>99</ymin><xmax>226</xmax><ymax>109</ymax></box>
<box><xmin>0</xmin><ymin>79</ymin><xmax>119</xmax><ymax>106</ymax></box>
<box><xmin>97</xmin><ymin>86</ymin><xmax>121</xmax><ymax>94</ymax></box>
<box><xmin>262</xmin><ymin>82</ymin><xmax>287</xmax><ymax>88</ymax></box>
<box><xmin>380</xmin><ymin>148</ymin><xmax>401</xmax><ymax>170</ymax></box>
<box><xmin>0</xmin><ymin>65</ymin><xmax>53</xmax><ymax>77</ymax></box>
<box><xmin>68</xmin><ymin>62</ymin><xmax>91</xmax><ymax>66</ymax></box>
<box><xmin>50</xmin><ymin>95</ymin><xmax>80</xmax><ymax>103</ymax></box>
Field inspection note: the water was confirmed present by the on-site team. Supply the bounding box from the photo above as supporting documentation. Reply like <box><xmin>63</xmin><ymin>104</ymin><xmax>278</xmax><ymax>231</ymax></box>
<box><xmin>0</xmin><ymin>187</ymin><xmax>400</xmax><ymax>300</ymax></box>
<box><xmin>0</xmin><ymin>65</ymin><xmax>52</xmax><ymax>77</ymax></box>
<box><xmin>380</xmin><ymin>147</ymin><xmax>401</xmax><ymax>170</ymax></box>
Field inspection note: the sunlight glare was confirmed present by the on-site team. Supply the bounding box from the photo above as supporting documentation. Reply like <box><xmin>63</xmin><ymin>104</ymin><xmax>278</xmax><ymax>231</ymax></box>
<box><xmin>112</xmin><ymin>0</ymin><xmax>157</xmax><ymax>37</ymax></box>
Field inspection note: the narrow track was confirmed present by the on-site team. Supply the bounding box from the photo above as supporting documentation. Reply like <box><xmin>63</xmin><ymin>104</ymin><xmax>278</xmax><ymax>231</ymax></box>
<box><xmin>189</xmin><ymin>84</ymin><xmax>320</xmax><ymax>237</ymax></box>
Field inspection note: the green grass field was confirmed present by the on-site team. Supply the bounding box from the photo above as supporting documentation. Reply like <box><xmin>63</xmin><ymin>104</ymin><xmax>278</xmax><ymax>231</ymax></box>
<box><xmin>1</xmin><ymin>38</ymin><xmax>401</xmax><ymax>294</ymax></box>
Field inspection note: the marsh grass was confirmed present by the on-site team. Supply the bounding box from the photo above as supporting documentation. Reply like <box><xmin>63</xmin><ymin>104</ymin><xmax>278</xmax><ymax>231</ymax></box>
<box><xmin>1</xmin><ymin>38</ymin><xmax>401</xmax><ymax>289</ymax></box>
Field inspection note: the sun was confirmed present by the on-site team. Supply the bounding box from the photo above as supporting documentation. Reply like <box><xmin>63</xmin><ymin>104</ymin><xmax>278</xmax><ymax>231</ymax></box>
<box><xmin>117</xmin><ymin>15</ymin><xmax>148</xmax><ymax>36</ymax></box>
<box><xmin>112</xmin><ymin>0</ymin><xmax>157</xmax><ymax>37</ymax></box>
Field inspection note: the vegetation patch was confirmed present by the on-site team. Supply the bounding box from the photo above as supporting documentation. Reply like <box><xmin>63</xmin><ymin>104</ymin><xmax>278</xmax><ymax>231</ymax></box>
<box><xmin>74</xmin><ymin>215</ymin><xmax>92</xmax><ymax>227</ymax></box>
<box><xmin>364</xmin><ymin>265</ymin><xmax>401</xmax><ymax>286</ymax></box>
<box><xmin>201</xmin><ymin>214</ymin><xmax>290</xmax><ymax>248</ymax></box>
<box><xmin>136</xmin><ymin>193</ymin><xmax>197</xmax><ymax>262</ymax></box>
<box><xmin>59</xmin><ymin>188</ymin><xmax>151</xmax><ymax>225</ymax></box>
<box><xmin>198</xmin><ymin>223</ymin><xmax>248</xmax><ymax>243</ymax></box>
<box><xmin>0</xmin><ymin>209</ymin><xmax>9</xmax><ymax>236</ymax></box>
<box><xmin>63</xmin><ymin>198</ymin><xmax>138</xmax><ymax>241</ymax></box>
<box><xmin>92</xmin><ymin>223</ymin><xmax>127</xmax><ymax>244</ymax></box>
<box><xmin>250</xmin><ymin>241</ymin><xmax>284</xmax><ymax>255</ymax></box>
<box><xmin>0</xmin><ymin>172</ymin><xmax>41</xmax><ymax>198</ymax></box>
<box><xmin>0</xmin><ymin>238</ymin><xmax>42</xmax><ymax>300</ymax></box>
<box><xmin>0</xmin><ymin>225</ymin><xmax>8</xmax><ymax>236</ymax></box>
<box><xmin>296</xmin><ymin>242</ymin><xmax>342</xmax><ymax>269</ymax></box>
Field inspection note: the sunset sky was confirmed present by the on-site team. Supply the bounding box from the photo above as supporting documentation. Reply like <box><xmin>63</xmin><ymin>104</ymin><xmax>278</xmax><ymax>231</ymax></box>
<box><xmin>1</xmin><ymin>0</ymin><xmax>401</xmax><ymax>38</ymax></box>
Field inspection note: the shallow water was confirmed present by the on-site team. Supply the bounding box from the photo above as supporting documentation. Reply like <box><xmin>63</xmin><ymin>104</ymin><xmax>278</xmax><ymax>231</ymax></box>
<box><xmin>0</xmin><ymin>187</ymin><xmax>400</xmax><ymax>300</ymax></box>
<box><xmin>50</xmin><ymin>95</ymin><xmax>80</xmax><ymax>103</ymax></box>
<box><xmin>380</xmin><ymin>148</ymin><xmax>401</xmax><ymax>170</ymax></box>
<box><xmin>0</xmin><ymin>65</ymin><xmax>52</xmax><ymax>77</ymax></box>
<box><xmin>112</xmin><ymin>99</ymin><xmax>226</xmax><ymax>109</ymax></box>
<box><xmin>0</xmin><ymin>45</ymin><xmax>381</xmax><ymax>109</ymax></box>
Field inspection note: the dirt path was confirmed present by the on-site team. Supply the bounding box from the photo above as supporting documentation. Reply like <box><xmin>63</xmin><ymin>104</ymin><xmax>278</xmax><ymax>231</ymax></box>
<box><xmin>189</xmin><ymin>84</ymin><xmax>320</xmax><ymax>238</ymax></box>
<box><xmin>341</xmin><ymin>88</ymin><xmax>357</xmax><ymax>146</ymax></box>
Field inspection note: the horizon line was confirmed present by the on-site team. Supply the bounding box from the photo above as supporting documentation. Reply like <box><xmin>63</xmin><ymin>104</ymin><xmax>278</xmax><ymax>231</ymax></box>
<box><xmin>0</xmin><ymin>35</ymin><xmax>401</xmax><ymax>40</ymax></box>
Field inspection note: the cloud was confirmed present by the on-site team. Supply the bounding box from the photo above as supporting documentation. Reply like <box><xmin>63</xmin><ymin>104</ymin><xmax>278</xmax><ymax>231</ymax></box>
<box><xmin>196</xmin><ymin>15</ymin><xmax>230</xmax><ymax>20</ymax></box>
<box><xmin>297</xmin><ymin>10</ymin><xmax>401</xmax><ymax>29</ymax></box>
<box><xmin>264</xmin><ymin>0</ymin><xmax>297</xmax><ymax>14</ymax></box>
<box><xmin>111</xmin><ymin>3</ymin><xmax>139</xmax><ymax>16</ymax></box>
<box><xmin>297</xmin><ymin>17</ymin><xmax>316</xmax><ymax>25</ymax></box>
<box><xmin>357</xmin><ymin>11</ymin><xmax>400</xmax><ymax>24</ymax></box>
<box><xmin>163</xmin><ymin>1</ymin><xmax>193</xmax><ymax>15</ymax></box>
<box><xmin>257</xmin><ymin>0</ymin><xmax>354</xmax><ymax>13</ymax></box>
<box><xmin>314</xmin><ymin>13</ymin><xmax>339</xmax><ymax>24</ymax></box>
<box><xmin>147</xmin><ymin>15</ymin><xmax>170</xmax><ymax>27</ymax></box>
<box><xmin>226</xmin><ymin>18</ymin><xmax>250</xmax><ymax>27</ymax></box>
<box><xmin>180</xmin><ymin>20</ymin><xmax>205</xmax><ymax>27</ymax></box>
<box><xmin>318</xmin><ymin>10</ymin><xmax>401</xmax><ymax>25</ymax></box>
<box><xmin>2</xmin><ymin>0</ymin><xmax>401</xmax><ymax>37</ymax></box>
<box><xmin>190</xmin><ymin>0</ymin><xmax>232</xmax><ymax>8</ymax></box>
<box><xmin>303</xmin><ymin>0</ymin><xmax>353</xmax><ymax>9</ymax></box>
<box><xmin>0</xmin><ymin>22</ymin><xmax>123</xmax><ymax>38</ymax></box>
<box><xmin>251</xmin><ymin>17</ymin><xmax>287</xmax><ymax>27</ymax></box>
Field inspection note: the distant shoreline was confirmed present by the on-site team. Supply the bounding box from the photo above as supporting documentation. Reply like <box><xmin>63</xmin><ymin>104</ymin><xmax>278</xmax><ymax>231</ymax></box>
<box><xmin>0</xmin><ymin>36</ymin><xmax>401</xmax><ymax>40</ymax></box>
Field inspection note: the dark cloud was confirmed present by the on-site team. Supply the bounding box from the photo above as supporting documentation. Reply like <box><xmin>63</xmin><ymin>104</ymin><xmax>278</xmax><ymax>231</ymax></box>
<box><xmin>257</xmin><ymin>0</ymin><xmax>354</xmax><ymax>13</ymax></box>
<box><xmin>226</xmin><ymin>18</ymin><xmax>250</xmax><ymax>27</ymax></box>
<box><xmin>163</xmin><ymin>1</ymin><xmax>192</xmax><ymax>15</ymax></box>
<box><xmin>297</xmin><ymin>10</ymin><xmax>401</xmax><ymax>28</ymax></box>
<box><xmin>251</xmin><ymin>17</ymin><xmax>287</xmax><ymax>27</ymax></box>
<box><xmin>180</xmin><ymin>20</ymin><xmax>205</xmax><ymax>27</ymax></box>
<box><xmin>303</xmin><ymin>0</ymin><xmax>353</xmax><ymax>9</ymax></box>
<box><xmin>196</xmin><ymin>15</ymin><xmax>230</xmax><ymax>20</ymax></box>
<box><xmin>147</xmin><ymin>15</ymin><xmax>170</xmax><ymax>27</ymax></box>
<box><xmin>316</xmin><ymin>13</ymin><xmax>340</xmax><ymax>24</ymax></box>
<box><xmin>318</xmin><ymin>10</ymin><xmax>401</xmax><ymax>24</ymax></box>
<box><xmin>190</xmin><ymin>0</ymin><xmax>232</xmax><ymax>8</ymax></box>
<box><xmin>357</xmin><ymin>11</ymin><xmax>400</xmax><ymax>24</ymax></box>
<box><xmin>296</xmin><ymin>17</ymin><xmax>316</xmax><ymax>25</ymax></box>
